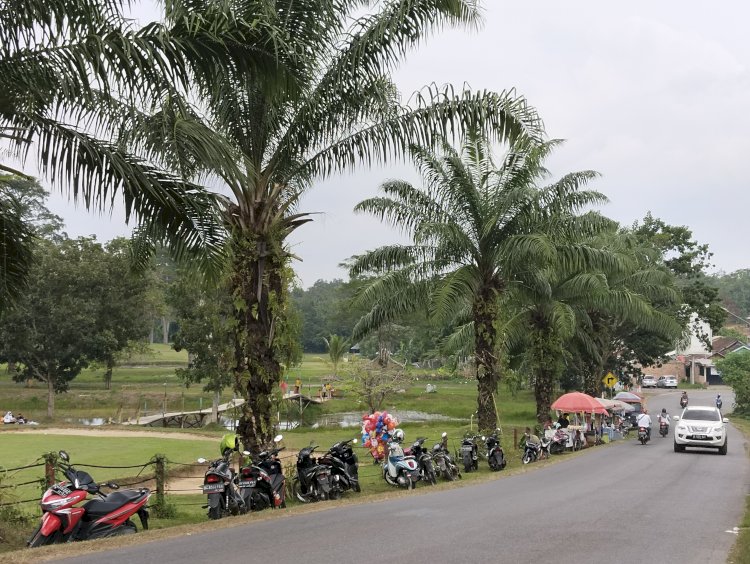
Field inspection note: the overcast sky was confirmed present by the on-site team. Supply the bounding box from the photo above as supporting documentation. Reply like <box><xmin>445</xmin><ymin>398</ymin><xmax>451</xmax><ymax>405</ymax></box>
<box><xmin>40</xmin><ymin>1</ymin><xmax>750</xmax><ymax>287</ymax></box>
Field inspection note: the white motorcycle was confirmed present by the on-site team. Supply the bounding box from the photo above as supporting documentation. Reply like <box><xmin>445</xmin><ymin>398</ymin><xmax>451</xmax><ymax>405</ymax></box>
<box><xmin>382</xmin><ymin>430</ymin><xmax>421</xmax><ymax>490</ymax></box>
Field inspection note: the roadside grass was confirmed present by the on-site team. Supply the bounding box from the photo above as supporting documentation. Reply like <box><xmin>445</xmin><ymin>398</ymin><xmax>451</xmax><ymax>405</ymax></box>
<box><xmin>728</xmin><ymin>415</ymin><xmax>750</xmax><ymax>564</ymax></box>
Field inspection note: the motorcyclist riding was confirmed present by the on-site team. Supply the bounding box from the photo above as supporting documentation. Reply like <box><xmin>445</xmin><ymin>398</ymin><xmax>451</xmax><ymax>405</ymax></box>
<box><xmin>636</xmin><ymin>409</ymin><xmax>652</xmax><ymax>440</ymax></box>
<box><xmin>680</xmin><ymin>391</ymin><xmax>688</xmax><ymax>408</ymax></box>
<box><xmin>657</xmin><ymin>408</ymin><xmax>671</xmax><ymax>434</ymax></box>
<box><xmin>716</xmin><ymin>394</ymin><xmax>723</xmax><ymax>409</ymax></box>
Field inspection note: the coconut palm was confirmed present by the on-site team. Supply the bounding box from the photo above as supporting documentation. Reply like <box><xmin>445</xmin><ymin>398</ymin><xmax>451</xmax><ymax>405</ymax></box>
<box><xmin>130</xmin><ymin>0</ymin><xmax>542</xmax><ymax>450</ymax></box>
<box><xmin>0</xmin><ymin>0</ymin><xmax>281</xmax><ymax>294</ymax></box>
<box><xmin>348</xmin><ymin>135</ymin><xmax>615</xmax><ymax>432</ymax></box>
<box><xmin>324</xmin><ymin>334</ymin><xmax>349</xmax><ymax>378</ymax></box>
<box><xmin>0</xmin><ymin>181</ymin><xmax>34</xmax><ymax>306</ymax></box>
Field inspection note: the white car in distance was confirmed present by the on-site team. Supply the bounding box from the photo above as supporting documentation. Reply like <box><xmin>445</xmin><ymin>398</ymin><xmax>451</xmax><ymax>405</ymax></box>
<box><xmin>673</xmin><ymin>406</ymin><xmax>728</xmax><ymax>455</ymax></box>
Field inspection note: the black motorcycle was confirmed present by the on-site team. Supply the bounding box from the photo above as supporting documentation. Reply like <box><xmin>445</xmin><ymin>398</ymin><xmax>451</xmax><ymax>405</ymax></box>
<box><xmin>200</xmin><ymin>450</ymin><xmax>246</xmax><ymax>520</ymax></box>
<box><xmin>460</xmin><ymin>434</ymin><xmax>481</xmax><ymax>473</ymax></box>
<box><xmin>319</xmin><ymin>438</ymin><xmax>361</xmax><ymax>496</ymax></box>
<box><xmin>409</xmin><ymin>437</ymin><xmax>437</xmax><ymax>485</ymax></box>
<box><xmin>238</xmin><ymin>435</ymin><xmax>286</xmax><ymax>511</ymax></box>
<box><xmin>485</xmin><ymin>431</ymin><xmax>506</xmax><ymax>471</ymax></box>
<box><xmin>292</xmin><ymin>445</ymin><xmax>333</xmax><ymax>503</ymax></box>
<box><xmin>431</xmin><ymin>433</ymin><xmax>461</xmax><ymax>481</ymax></box>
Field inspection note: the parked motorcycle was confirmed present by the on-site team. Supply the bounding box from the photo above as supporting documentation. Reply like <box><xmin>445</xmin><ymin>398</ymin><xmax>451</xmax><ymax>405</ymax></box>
<box><xmin>659</xmin><ymin>422</ymin><xmax>669</xmax><ymax>438</ymax></box>
<box><xmin>319</xmin><ymin>438</ymin><xmax>361</xmax><ymax>496</ymax></box>
<box><xmin>408</xmin><ymin>437</ymin><xmax>437</xmax><ymax>485</ymax></box>
<box><xmin>431</xmin><ymin>433</ymin><xmax>461</xmax><ymax>481</ymax></box>
<box><xmin>383</xmin><ymin>429</ymin><xmax>421</xmax><ymax>489</ymax></box>
<box><xmin>549</xmin><ymin>428</ymin><xmax>569</xmax><ymax>454</ymax></box>
<box><xmin>28</xmin><ymin>450</ymin><xmax>150</xmax><ymax>547</ymax></box>
<box><xmin>460</xmin><ymin>434</ymin><xmax>481</xmax><ymax>472</ymax></box>
<box><xmin>485</xmin><ymin>430</ymin><xmax>506</xmax><ymax>471</ymax></box>
<box><xmin>200</xmin><ymin>438</ymin><xmax>246</xmax><ymax>519</ymax></box>
<box><xmin>638</xmin><ymin>426</ymin><xmax>650</xmax><ymax>445</ymax></box>
<box><xmin>238</xmin><ymin>435</ymin><xmax>286</xmax><ymax>511</ymax></box>
<box><xmin>292</xmin><ymin>444</ymin><xmax>333</xmax><ymax>503</ymax></box>
<box><xmin>522</xmin><ymin>440</ymin><xmax>541</xmax><ymax>465</ymax></box>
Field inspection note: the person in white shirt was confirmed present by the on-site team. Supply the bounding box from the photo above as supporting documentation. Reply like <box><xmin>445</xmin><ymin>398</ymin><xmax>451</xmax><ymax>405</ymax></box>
<box><xmin>657</xmin><ymin>408</ymin><xmax>670</xmax><ymax>432</ymax></box>
<box><xmin>636</xmin><ymin>410</ymin><xmax>652</xmax><ymax>439</ymax></box>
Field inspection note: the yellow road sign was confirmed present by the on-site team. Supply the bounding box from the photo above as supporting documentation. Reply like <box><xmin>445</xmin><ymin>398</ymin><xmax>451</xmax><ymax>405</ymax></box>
<box><xmin>602</xmin><ymin>372</ymin><xmax>617</xmax><ymax>388</ymax></box>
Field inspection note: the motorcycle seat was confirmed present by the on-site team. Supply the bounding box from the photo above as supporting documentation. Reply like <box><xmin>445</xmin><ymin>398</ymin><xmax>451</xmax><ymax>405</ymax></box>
<box><xmin>83</xmin><ymin>490</ymin><xmax>145</xmax><ymax>517</ymax></box>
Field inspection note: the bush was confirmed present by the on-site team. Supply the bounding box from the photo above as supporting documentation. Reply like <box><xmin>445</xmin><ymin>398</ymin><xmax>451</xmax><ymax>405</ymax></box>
<box><xmin>716</xmin><ymin>351</ymin><xmax>750</xmax><ymax>414</ymax></box>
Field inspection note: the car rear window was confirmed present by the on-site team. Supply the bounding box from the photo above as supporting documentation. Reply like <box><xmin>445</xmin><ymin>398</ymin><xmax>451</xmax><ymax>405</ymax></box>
<box><xmin>683</xmin><ymin>409</ymin><xmax>720</xmax><ymax>422</ymax></box>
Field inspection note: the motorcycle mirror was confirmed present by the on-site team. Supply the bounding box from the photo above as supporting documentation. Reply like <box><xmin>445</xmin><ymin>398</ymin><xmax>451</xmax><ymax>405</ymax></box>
<box><xmin>441</xmin><ymin>432</ymin><xmax>447</xmax><ymax>439</ymax></box>
<box><xmin>58</xmin><ymin>450</ymin><xmax>70</xmax><ymax>462</ymax></box>
<box><xmin>197</xmin><ymin>457</ymin><xmax>207</xmax><ymax>464</ymax></box>
<box><xmin>274</xmin><ymin>434</ymin><xmax>283</xmax><ymax>443</ymax></box>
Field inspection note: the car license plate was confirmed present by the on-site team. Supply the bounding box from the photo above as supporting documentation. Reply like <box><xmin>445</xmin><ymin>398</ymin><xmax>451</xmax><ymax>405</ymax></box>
<box><xmin>202</xmin><ymin>483</ymin><xmax>225</xmax><ymax>493</ymax></box>
<box><xmin>693</xmin><ymin>434</ymin><xmax>707</xmax><ymax>440</ymax></box>
<box><xmin>238</xmin><ymin>480</ymin><xmax>256</xmax><ymax>488</ymax></box>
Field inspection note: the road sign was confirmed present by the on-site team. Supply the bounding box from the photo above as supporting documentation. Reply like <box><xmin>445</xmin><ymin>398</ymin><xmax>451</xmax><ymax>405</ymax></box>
<box><xmin>602</xmin><ymin>372</ymin><xmax>617</xmax><ymax>388</ymax></box>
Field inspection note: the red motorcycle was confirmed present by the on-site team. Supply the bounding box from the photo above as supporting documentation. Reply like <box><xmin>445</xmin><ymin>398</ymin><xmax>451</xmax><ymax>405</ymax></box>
<box><xmin>28</xmin><ymin>450</ymin><xmax>150</xmax><ymax>547</ymax></box>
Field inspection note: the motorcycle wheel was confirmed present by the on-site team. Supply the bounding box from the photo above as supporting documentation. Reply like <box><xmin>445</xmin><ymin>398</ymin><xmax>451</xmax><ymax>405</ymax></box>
<box><xmin>207</xmin><ymin>494</ymin><xmax>224</xmax><ymax>520</ymax></box>
<box><xmin>353</xmin><ymin>482</ymin><xmax>361</xmax><ymax>493</ymax></box>
<box><xmin>292</xmin><ymin>477</ymin><xmax>313</xmax><ymax>503</ymax></box>
<box><xmin>443</xmin><ymin>469</ymin><xmax>455</xmax><ymax>481</ymax></box>
<box><xmin>522</xmin><ymin>452</ymin><xmax>532</xmax><ymax>465</ymax></box>
<box><xmin>27</xmin><ymin>524</ymin><xmax>57</xmax><ymax>548</ymax></box>
<box><xmin>406</xmin><ymin>477</ymin><xmax>414</xmax><ymax>490</ymax></box>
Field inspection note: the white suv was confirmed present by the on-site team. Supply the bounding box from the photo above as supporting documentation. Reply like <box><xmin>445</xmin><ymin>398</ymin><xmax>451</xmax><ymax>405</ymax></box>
<box><xmin>673</xmin><ymin>406</ymin><xmax>728</xmax><ymax>455</ymax></box>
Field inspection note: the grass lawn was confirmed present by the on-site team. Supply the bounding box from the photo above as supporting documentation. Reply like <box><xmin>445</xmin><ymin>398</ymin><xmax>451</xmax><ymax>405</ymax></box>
<box><xmin>728</xmin><ymin>415</ymin><xmax>750</xmax><ymax>564</ymax></box>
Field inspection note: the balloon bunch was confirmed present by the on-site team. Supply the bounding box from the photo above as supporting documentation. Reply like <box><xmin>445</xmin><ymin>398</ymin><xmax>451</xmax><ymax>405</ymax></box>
<box><xmin>361</xmin><ymin>411</ymin><xmax>399</xmax><ymax>461</ymax></box>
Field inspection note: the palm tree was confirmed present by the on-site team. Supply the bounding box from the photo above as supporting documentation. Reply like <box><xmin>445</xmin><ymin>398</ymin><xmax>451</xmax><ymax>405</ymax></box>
<box><xmin>131</xmin><ymin>0</ymin><xmax>542</xmax><ymax>450</ymax></box>
<box><xmin>0</xmin><ymin>180</ymin><xmax>34</xmax><ymax>306</ymax></box>
<box><xmin>0</xmin><ymin>0</ymin><xmax>278</xmax><ymax>294</ymax></box>
<box><xmin>503</xmin><ymin>235</ymin><xmax>683</xmax><ymax>423</ymax></box>
<box><xmin>324</xmin><ymin>334</ymin><xmax>349</xmax><ymax>378</ymax></box>
<box><xmin>348</xmin><ymin>135</ymin><xmax>612</xmax><ymax>432</ymax></box>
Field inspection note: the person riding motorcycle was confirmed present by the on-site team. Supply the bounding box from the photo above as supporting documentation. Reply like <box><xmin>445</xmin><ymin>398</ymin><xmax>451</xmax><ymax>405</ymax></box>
<box><xmin>657</xmin><ymin>408</ymin><xmax>671</xmax><ymax>433</ymax></box>
<box><xmin>680</xmin><ymin>391</ymin><xmax>688</xmax><ymax>408</ymax></box>
<box><xmin>716</xmin><ymin>394</ymin><xmax>723</xmax><ymax>409</ymax></box>
<box><xmin>636</xmin><ymin>409</ymin><xmax>652</xmax><ymax>440</ymax></box>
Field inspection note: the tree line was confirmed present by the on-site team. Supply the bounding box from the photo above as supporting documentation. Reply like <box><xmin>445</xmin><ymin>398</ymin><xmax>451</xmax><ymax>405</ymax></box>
<box><xmin>1</xmin><ymin>1</ymin><xmax>748</xmax><ymax>448</ymax></box>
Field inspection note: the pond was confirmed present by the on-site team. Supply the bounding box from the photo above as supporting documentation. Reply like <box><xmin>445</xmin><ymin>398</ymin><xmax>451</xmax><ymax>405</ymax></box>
<box><xmin>221</xmin><ymin>410</ymin><xmax>463</xmax><ymax>431</ymax></box>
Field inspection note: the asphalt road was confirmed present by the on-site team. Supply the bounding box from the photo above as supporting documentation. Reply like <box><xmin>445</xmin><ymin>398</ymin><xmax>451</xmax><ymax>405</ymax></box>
<box><xmin>64</xmin><ymin>389</ymin><xmax>748</xmax><ymax>564</ymax></box>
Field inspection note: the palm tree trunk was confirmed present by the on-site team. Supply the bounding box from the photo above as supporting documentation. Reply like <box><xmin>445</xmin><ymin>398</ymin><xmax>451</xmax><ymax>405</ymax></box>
<box><xmin>535</xmin><ymin>367</ymin><xmax>555</xmax><ymax>424</ymax></box>
<box><xmin>474</xmin><ymin>292</ymin><xmax>500</xmax><ymax>433</ymax></box>
<box><xmin>231</xmin><ymin>232</ymin><xmax>285</xmax><ymax>453</ymax></box>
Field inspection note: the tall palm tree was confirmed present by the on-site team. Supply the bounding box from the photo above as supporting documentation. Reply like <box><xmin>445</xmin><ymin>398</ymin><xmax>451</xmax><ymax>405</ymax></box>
<box><xmin>0</xmin><ymin>0</ymin><xmax>279</xmax><ymax>293</ymax></box>
<box><xmin>324</xmin><ymin>334</ymin><xmax>349</xmax><ymax>378</ymax></box>
<box><xmin>503</xmin><ymin>235</ymin><xmax>683</xmax><ymax>423</ymax></box>
<box><xmin>131</xmin><ymin>0</ymin><xmax>542</xmax><ymax>450</ymax></box>
<box><xmin>0</xmin><ymin>180</ymin><xmax>34</xmax><ymax>306</ymax></box>
<box><xmin>348</xmin><ymin>135</ymin><xmax>611</xmax><ymax>432</ymax></box>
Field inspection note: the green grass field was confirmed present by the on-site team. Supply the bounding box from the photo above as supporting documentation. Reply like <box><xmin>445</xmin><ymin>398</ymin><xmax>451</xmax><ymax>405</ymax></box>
<box><xmin>0</xmin><ymin>344</ymin><xmax>544</xmax><ymax>553</ymax></box>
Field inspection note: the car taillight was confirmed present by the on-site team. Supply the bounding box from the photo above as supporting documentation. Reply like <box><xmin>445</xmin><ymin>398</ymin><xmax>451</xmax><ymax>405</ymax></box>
<box><xmin>206</xmin><ymin>474</ymin><xmax>220</xmax><ymax>483</ymax></box>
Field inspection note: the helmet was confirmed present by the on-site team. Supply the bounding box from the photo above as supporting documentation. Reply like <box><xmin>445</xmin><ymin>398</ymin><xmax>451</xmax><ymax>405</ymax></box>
<box><xmin>661</xmin><ymin>408</ymin><xmax>667</xmax><ymax>413</ymax></box>
<box><xmin>393</xmin><ymin>429</ymin><xmax>404</xmax><ymax>443</ymax></box>
<box><xmin>219</xmin><ymin>433</ymin><xmax>238</xmax><ymax>455</ymax></box>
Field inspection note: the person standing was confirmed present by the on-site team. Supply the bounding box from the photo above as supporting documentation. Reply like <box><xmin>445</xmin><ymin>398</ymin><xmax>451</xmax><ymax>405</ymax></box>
<box><xmin>294</xmin><ymin>377</ymin><xmax>301</xmax><ymax>394</ymax></box>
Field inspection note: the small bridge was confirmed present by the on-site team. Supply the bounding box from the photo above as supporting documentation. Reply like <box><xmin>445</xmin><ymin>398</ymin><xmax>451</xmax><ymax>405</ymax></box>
<box><xmin>124</xmin><ymin>393</ymin><xmax>326</xmax><ymax>428</ymax></box>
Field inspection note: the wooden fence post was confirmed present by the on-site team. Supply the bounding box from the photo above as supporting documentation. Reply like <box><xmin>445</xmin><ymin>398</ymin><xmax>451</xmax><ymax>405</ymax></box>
<box><xmin>153</xmin><ymin>454</ymin><xmax>167</xmax><ymax>516</ymax></box>
<box><xmin>43</xmin><ymin>452</ymin><xmax>57</xmax><ymax>487</ymax></box>
<box><xmin>513</xmin><ymin>427</ymin><xmax>518</xmax><ymax>449</ymax></box>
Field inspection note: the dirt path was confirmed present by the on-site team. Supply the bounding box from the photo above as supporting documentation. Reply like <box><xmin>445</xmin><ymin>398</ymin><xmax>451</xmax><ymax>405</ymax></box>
<box><xmin>0</xmin><ymin>427</ymin><xmax>217</xmax><ymax>441</ymax></box>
